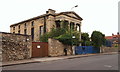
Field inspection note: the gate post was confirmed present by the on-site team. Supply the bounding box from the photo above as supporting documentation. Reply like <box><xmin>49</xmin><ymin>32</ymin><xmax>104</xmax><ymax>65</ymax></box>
<box><xmin>72</xmin><ymin>46</ymin><xmax>75</xmax><ymax>55</ymax></box>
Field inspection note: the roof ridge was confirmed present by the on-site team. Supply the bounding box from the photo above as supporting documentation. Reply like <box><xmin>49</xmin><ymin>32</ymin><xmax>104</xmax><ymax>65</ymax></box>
<box><xmin>10</xmin><ymin>11</ymin><xmax>82</xmax><ymax>27</ymax></box>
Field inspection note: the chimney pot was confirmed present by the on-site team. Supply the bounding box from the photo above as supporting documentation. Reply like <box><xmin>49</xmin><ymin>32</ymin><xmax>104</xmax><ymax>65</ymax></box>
<box><xmin>117</xmin><ymin>32</ymin><xmax>119</xmax><ymax>35</ymax></box>
<box><xmin>112</xmin><ymin>33</ymin><xmax>114</xmax><ymax>36</ymax></box>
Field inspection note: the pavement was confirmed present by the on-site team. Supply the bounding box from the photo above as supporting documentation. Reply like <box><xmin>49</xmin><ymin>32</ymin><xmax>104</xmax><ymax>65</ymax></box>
<box><xmin>1</xmin><ymin>52</ymin><xmax>117</xmax><ymax>67</ymax></box>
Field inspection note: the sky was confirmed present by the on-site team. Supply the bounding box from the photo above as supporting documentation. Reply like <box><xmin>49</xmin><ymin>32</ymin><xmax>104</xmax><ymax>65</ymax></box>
<box><xmin>0</xmin><ymin>0</ymin><xmax>119</xmax><ymax>36</ymax></box>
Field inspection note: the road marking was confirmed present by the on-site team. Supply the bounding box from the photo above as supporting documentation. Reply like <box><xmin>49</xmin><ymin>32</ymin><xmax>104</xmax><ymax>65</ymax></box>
<box><xmin>104</xmin><ymin>65</ymin><xmax>112</xmax><ymax>68</ymax></box>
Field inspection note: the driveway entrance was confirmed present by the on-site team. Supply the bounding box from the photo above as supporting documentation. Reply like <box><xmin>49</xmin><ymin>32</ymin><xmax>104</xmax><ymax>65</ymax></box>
<box><xmin>32</xmin><ymin>42</ymin><xmax>48</xmax><ymax>58</ymax></box>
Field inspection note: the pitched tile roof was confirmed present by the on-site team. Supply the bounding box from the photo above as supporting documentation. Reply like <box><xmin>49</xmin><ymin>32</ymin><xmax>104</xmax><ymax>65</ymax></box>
<box><xmin>105</xmin><ymin>34</ymin><xmax>120</xmax><ymax>39</ymax></box>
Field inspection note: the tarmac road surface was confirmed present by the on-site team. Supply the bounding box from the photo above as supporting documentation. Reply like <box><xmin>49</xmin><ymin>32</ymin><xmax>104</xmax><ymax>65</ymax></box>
<box><xmin>2</xmin><ymin>54</ymin><xmax>118</xmax><ymax>70</ymax></box>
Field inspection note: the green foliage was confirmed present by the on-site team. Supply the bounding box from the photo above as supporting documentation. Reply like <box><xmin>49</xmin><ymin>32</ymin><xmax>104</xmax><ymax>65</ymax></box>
<box><xmin>70</xmin><ymin>23</ymin><xmax>74</xmax><ymax>31</ymax></box>
<box><xmin>40</xmin><ymin>33</ymin><xmax>49</xmax><ymax>42</ymax></box>
<box><xmin>55</xmin><ymin>31</ymin><xmax>80</xmax><ymax>46</ymax></box>
<box><xmin>91</xmin><ymin>31</ymin><xmax>106</xmax><ymax>48</ymax></box>
<box><xmin>60</xmin><ymin>21</ymin><xmax>69</xmax><ymax>30</ymax></box>
<box><xmin>81</xmin><ymin>33</ymin><xmax>90</xmax><ymax>46</ymax></box>
<box><xmin>55</xmin><ymin>33</ymin><xmax>72</xmax><ymax>45</ymax></box>
<box><xmin>40</xmin><ymin>20</ymin><xmax>81</xmax><ymax>46</ymax></box>
<box><xmin>85</xmin><ymin>41</ymin><xmax>92</xmax><ymax>46</ymax></box>
<box><xmin>81</xmin><ymin>33</ymin><xmax>89</xmax><ymax>41</ymax></box>
<box><xmin>49</xmin><ymin>28</ymin><xmax>66</xmax><ymax>38</ymax></box>
<box><xmin>72</xmin><ymin>31</ymin><xmax>81</xmax><ymax>46</ymax></box>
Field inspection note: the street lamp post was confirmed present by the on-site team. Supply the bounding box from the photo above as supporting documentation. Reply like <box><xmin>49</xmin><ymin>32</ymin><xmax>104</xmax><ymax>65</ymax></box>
<box><xmin>70</xmin><ymin>3</ymin><xmax>77</xmax><ymax>53</ymax></box>
<box><xmin>72</xmin><ymin>36</ymin><xmax>75</xmax><ymax>55</ymax></box>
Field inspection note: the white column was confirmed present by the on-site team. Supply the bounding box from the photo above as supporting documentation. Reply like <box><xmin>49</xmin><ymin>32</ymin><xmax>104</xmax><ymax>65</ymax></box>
<box><xmin>68</xmin><ymin>21</ymin><xmax>71</xmax><ymax>30</ymax></box>
<box><xmin>74</xmin><ymin>23</ymin><xmax>76</xmax><ymax>30</ymax></box>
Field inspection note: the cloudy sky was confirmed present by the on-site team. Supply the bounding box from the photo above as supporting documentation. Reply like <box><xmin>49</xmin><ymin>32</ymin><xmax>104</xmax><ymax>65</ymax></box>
<box><xmin>0</xmin><ymin>0</ymin><xmax>119</xmax><ymax>36</ymax></box>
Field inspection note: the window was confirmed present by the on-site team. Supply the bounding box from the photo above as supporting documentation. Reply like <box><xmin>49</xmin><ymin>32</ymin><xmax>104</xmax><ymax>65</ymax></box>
<box><xmin>24</xmin><ymin>23</ymin><xmax>27</xmax><ymax>28</ymax></box>
<box><xmin>40</xmin><ymin>26</ymin><xmax>44</xmax><ymax>36</ymax></box>
<box><xmin>55</xmin><ymin>20</ymin><xmax>61</xmax><ymax>28</ymax></box>
<box><xmin>18</xmin><ymin>30</ymin><xmax>20</xmax><ymax>34</ymax></box>
<box><xmin>31</xmin><ymin>21</ymin><xmax>34</xmax><ymax>26</ymax></box>
<box><xmin>13</xmin><ymin>27</ymin><xmax>15</xmax><ymax>30</ymax></box>
<box><xmin>24</xmin><ymin>29</ymin><xmax>27</xmax><ymax>35</ymax></box>
<box><xmin>18</xmin><ymin>25</ymin><xmax>20</xmax><ymax>29</ymax></box>
<box><xmin>31</xmin><ymin>28</ymin><xmax>34</xmax><ymax>40</ymax></box>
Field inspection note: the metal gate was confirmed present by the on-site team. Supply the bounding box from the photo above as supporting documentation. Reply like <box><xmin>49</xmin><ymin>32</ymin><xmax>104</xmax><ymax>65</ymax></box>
<box><xmin>32</xmin><ymin>42</ymin><xmax>48</xmax><ymax>58</ymax></box>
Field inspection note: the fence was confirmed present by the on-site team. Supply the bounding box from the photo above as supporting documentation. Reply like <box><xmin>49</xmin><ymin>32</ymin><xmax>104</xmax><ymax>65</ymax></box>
<box><xmin>75</xmin><ymin>46</ymin><xmax>99</xmax><ymax>54</ymax></box>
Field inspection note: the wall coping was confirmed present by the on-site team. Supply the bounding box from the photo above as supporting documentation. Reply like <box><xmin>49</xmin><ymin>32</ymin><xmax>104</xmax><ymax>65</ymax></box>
<box><xmin>0</xmin><ymin>32</ymin><xmax>31</xmax><ymax>36</ymax></box>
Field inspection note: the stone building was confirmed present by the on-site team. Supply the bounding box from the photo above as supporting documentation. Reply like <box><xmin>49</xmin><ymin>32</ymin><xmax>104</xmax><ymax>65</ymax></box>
<box><xmin>10</xmin><ymin>9</ymin><xmax>83</xmax><ymax>41</ymax></box>
<box><xmin>0</xmin><ymin>32</ymin><xmax>32</xmax><ymax>61</ymax></box>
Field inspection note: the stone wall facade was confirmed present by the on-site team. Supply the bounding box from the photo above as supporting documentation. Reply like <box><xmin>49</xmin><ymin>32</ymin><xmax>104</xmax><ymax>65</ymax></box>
<box><xmin>48</xmin><ymin>38</ymin><xmax>72</xmax><ymax>56</ymax></box>
<box><xmin>10</xmin><ymin>9</ymin><xmax>82</xmax><ymax>42</ymax></box>
<box><xmin>1</xmin><ymin>32</ymin><xmax>32</xmax><ymax>62</ymax></box>
<box><xmin>100</xmin><ymin>46</ymin><xmax>118</xmax><ymax>53</ymax></box>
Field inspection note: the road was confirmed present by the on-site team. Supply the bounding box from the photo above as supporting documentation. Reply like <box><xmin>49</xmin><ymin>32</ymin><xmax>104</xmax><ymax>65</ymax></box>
<box><xmin>2</xmin><ymin>54</ymin><xmax>118</xmax><ymax>70</ymax></box>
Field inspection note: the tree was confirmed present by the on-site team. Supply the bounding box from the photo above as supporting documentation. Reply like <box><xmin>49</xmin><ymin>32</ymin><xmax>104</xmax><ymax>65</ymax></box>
<box><xmin>81</xmin><ymin>33</ymin><xmax>91</xmax><ymax>46</ymax></box>
<box><xmin>91</xmin><ymin>31</ymin><xmax>106</xmax><ymax>52</ymax></box>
